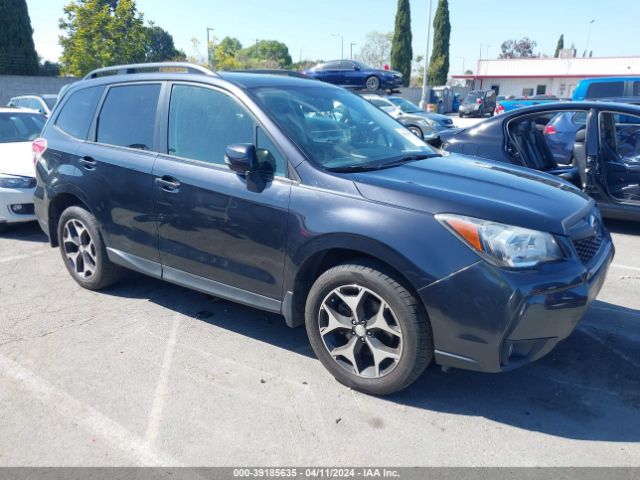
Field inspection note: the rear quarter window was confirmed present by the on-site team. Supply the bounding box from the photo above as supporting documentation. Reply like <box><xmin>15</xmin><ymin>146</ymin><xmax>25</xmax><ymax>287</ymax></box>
<box><xmin>55</xmin><ymin>86</ymin><xmax>104</xmax><ymax>140</ymax></box>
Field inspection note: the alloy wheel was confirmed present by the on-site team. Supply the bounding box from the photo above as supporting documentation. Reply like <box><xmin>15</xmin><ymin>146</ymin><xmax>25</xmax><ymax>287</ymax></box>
<box><xmin>318</xmin><ymin>284</ymin><xmax>403</xmax><ymax>378</ymax></box>
<box><xmin>62</xmin><ymin>218</ymin><xmax>97</xmax><ymax>279</ymax></box>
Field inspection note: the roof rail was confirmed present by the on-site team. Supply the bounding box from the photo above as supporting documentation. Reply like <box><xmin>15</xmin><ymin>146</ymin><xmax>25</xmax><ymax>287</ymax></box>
<box><xmin>83</xmin><ymin>62</ymin><xmax>216</xmax><ymax>80</ymax></box>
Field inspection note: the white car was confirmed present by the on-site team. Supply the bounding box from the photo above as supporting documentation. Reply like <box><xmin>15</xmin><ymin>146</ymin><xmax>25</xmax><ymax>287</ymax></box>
<box><xmin>7</xmin><ymin>94</ymin><xmax>58</xmax><ymax>116</ymax></box>
<box><xmin>361</xmin><ymin>93</ymin><xmax>404</xmax><ymax>118</ymax></box>
<box><xmin>0</xmin><ymin>107</ymin><xmax>46</xmax><ymax>232</ymax></box>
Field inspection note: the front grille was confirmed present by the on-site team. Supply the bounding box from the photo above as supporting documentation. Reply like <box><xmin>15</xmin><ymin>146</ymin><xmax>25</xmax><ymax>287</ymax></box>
<box><xmin>572</xmin><ymin>231</ymin><xmax>603</xmax><ymax>264</ymax></box>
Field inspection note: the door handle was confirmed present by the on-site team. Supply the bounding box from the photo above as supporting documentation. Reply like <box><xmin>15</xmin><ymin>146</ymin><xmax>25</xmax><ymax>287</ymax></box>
<box><xmin>155</xmin><ymin>176</ymin><xmax>181</xmax><ymax>192</ymax></box>
<box><xmin>79</xmin><ymin>156</ymin><xmax>96</xmax><ymax>170</ymax></box>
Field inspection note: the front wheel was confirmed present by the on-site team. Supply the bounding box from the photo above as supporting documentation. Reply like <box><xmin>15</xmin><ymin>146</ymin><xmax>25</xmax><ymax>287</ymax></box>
<box><xmin>365</xmin><ymin>76</ymin><xmax>381</xmax><ymax>92</ymax></box>
<box><xmin>305</xmin><ymin>261</ymin><xmax>433</xmax><ymax>395</ymax></box>
<box><xmin>407</xmin><ymin>125</ymin><xmax>424</xmax><ymax>140</ymax></box>
<box><xmin>57</xmin><ymin>206</ymin><xmax>123</xmax><ymax>290</ymax></box>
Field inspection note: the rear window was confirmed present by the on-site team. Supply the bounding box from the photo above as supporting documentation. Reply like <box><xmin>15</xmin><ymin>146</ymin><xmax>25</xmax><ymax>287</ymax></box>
<box><xmin>0</xmin><ymin>113</ymin><xmax>45</xmax><ymax>143</ymax></box>
<box><xmin>585</xmin><ymin>81</ymin><xmax>624</xmax><ymax>99</ymax></box>
<box><xmin>96</xmin><ymin>84</ymin><xmax>161</xmax><ymax>150</ymax></box>
<box><xmin>55</xmin><ymin>86</ymin><xmax>104</xmax><ymax>140</ymax></box>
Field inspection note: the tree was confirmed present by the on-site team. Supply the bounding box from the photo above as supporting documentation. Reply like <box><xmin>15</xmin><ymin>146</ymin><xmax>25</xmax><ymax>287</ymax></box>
<box><xmin>214</xmin><ymin>36</ymin><xmax>242</xmax><ymax>69</ymax></box>
<box><xmin>554</xmin><ymin>34</ymin><xmax>564</xmax><ymax>58</ymax></box>
<box><xmin>427</xmin><ymin>0</ymin><xmax>451</xmax><ymax>86</ymax></box>
<box><xmin>39</xmin><ymin>60</ymin><xmax>61</xmax><ymax>76</ymax></box>
<box><xmin>390</xmin><ymin>0</ymin><xmax>412</xmax><ymax>87</ymax></box>
<box><xmin>499</xmin><ymin>37</ymin><xmax>537</xmax><ymax>59</ymax></box>
<box><xmin>0</xmin><ymin>0</ymin><xmax>39</xmax><ymax>75</ymax></box>
<box><xmin>60</xmin><ymin>0</ymin><xmax>148</xmax><ymax>76</ymax></box>
<box><xmin>356</xmin><ymin>31</ymin><xmax>392</xmax><ymax>68</ymax></box>
<box><xmin>144</xmin><ymin>24</ymin><xmax>184</xmax><ymax>62</ymax></box>
<box><xmin>238</xmin><ymin>40</ymin><xmax>292</xmax><ymax>68</ymax></box>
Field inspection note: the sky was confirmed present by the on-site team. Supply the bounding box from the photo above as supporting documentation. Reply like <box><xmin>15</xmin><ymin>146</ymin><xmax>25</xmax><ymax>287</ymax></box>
<box><xmin>27</xmin><ymin>0</ymin><xmax>638</xmax><ymax>75</ymax></box>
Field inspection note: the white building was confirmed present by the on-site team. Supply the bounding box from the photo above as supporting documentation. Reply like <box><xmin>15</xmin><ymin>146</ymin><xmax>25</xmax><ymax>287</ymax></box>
<box><xmin>452</xmin><ymin>56</ymin><xmax>640</xmax><ymax>98</ymax></box>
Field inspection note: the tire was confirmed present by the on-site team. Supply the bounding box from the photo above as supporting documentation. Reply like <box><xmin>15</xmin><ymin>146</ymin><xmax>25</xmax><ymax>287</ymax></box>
<box><xmin>305</xmin><ymin>261</ymin><xmax>433</xmax><ymax>395</ymax></box>
<box><xmin>407</xmin><ymin>125</ymin><xmax>424</xmax><ymax>140</ymax></box>
<box><xmin>365</xmin><ymin>76</ymin><xmax>381</xmax><ymax>92</ymax></box>
<box><xmin>57</xmin><ymin>206</ymin><xmax>123</xmax><ymax>290</ymax></box>
<box><xmin>458</xmin><ymin>112</ymin><xmax>464</xmax><ymax>118</ymax></box>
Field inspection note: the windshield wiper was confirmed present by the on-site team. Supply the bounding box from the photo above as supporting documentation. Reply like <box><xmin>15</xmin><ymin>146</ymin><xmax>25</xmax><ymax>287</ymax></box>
<box><xmin>327</xmin><ymin>153</ymin><xmax>439</xmax><ymax>173</ymax></box>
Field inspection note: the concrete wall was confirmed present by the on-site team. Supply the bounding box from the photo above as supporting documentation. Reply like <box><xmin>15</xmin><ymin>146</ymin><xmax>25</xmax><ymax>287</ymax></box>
<box><xmin>0</xmin><ymin>75</ymin><xmax>77</xmax><ymax>104</ymax></box>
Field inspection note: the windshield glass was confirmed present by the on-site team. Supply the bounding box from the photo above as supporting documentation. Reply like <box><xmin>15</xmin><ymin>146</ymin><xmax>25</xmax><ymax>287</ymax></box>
<box><xmin>389</xmin><ymin>97</ymin><xmax>420</xmax><ymax>113</ymax></box>
<box><xmin>252</xmin><ymin>86</ymin><xmax>436</xmax><ymax>171</ymax></box>
<box><xmin>464</xmin><ymin>93</ymin><xmax>481</xmax><ymax>103</ymax></box>
<box><xmin>0</xmin><ymin>113</ymin><xmax>45</xmax><ymax>143</ymax></box>
<box><xmin>43</xmin><ymin>96</ymin><xmax>58</xmax><ymax>109</ymax></box>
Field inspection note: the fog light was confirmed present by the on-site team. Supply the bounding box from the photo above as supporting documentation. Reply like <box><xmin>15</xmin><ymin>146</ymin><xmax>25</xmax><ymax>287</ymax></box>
<box><xmin>10</xmin><ymin>204</ymin><xmax>24</xmax><ymax>213</ymax></box>
<box><xmin>10</xmin><ymin>204</ymin><xmax>34</xmax><ymax>215</ymax></box>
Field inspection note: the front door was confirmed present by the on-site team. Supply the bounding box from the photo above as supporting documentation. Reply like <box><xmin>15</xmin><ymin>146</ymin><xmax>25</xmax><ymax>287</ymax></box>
<box><xmin>153</xmin><ymin>83</ymin><xmax>291</xmax><ymax>301</ymax></box>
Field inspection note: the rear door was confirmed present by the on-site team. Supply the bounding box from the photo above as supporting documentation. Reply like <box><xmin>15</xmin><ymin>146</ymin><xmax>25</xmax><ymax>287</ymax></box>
<box><xmin>153</xmin><ymin>82</ymin><xmax>291</xmax><ymax>301</ymax></box>
<box><xmin>79</xmin><ymin>82</ymin><xmax>163</xmax><ymax>265</ymax></box>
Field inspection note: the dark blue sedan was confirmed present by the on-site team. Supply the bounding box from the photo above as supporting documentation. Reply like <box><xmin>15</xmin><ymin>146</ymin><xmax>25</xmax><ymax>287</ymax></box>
<box><xmin>302</xmin><ymin>60</ymin><xmax>402</xmax><ymax>92</ymax></box>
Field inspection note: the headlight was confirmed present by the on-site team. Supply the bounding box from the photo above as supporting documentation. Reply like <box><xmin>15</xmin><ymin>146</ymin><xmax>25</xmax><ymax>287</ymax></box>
<box><xmin>0</xmin><ymin>175</ymin><xmax>36</xmax><ymax>189</ymax></box>
<box><xmin>436</xmin><ymin>214</ymin><xmax>564</xmax><ymax>268</ymax></box>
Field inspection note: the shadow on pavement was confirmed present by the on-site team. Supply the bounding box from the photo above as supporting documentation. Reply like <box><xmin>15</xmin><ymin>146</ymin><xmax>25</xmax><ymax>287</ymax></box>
<box><xmin>604</xmin><ymin>218</ymin><xmax>640</xmax><ymax>235</ymax></box>
<box><xmin>102</xmin><ymin>276</ymin><xmax>640</xmax><ymax>442</ymax></box>
<box><xmin>0</xmin><ymin>221</ymin><xmax>48</xmax><ymax>243</ymax></box>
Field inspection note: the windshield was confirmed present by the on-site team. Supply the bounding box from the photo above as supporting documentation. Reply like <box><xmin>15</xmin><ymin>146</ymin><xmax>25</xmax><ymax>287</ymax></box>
<box><xmin>252</xmin><ymin>86</ymin><xmax>436</xmax><ymax>171</ymax></box>
<box><xmin>464</xmin><ymin>93</ymin><xmax>481</xmax><ymax>103</ymax></box>
<box><xmin>43</xmin><ymin>96</ymin><xmax>58</xmax><ymax>109</ymax></box>
<box><xmin>0</xmin><ymin>113</ymin><xmax>45</xmax><ymax>143</ymax></box>
<box><xmin>389</xmin><ymin>97</ymin><xmax>420</xmax><ymax>113</ymax></box>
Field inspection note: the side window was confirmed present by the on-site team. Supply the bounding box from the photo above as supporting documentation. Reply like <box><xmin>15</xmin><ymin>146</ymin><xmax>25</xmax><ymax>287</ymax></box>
<box><xmin>96</xmin><ymin>84</ymin><xmax>160</xmax><ymax>150</ymax></box>
<box><xmin>610</xmin><ymin>113</ymin><xmax>640</xmax><ymax>161</ymax></box>
<box><xmin>324</xmin><ymin>61</ymin><xmax>341</xmax><ymax>70</ymax></box>
<box><xmin>168</xmin><ymin>85</ymin><xmax>254</xmax><ymax>166</ymax></box>
<box><xmin>55</xmin><ymin>86</ymin><xmax>104</xmax><ymax>140</ymax></box>
<box><xmin>257</xmin><ymin>128</ymin><xmax>287</xmax><ymax>177</ymax></box>
<box><xmin>585</xmin><ymin>82</ymin><xmax>624</xmax><ymax>99</ymax></box>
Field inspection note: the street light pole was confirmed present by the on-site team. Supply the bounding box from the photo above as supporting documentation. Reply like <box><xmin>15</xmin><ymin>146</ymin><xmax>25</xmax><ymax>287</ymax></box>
<box><xmin>206</xmin><ymin>27</ymin><xmax>215</xmax><ymax>69</ymax></box>
<box><xmin>419</xmin><ymin>0</ymin><xmax>434</xmax><ymax>110</ymax></box>
<box><xmin>350</xmin><ymin>42</ymin><xmax>357</xmax><ymax>60</ymax></box>
<box><xmin>332</xmin><ymin>34</ymin><xmax>344</xmax><ymax>59</ymax></box>
<box><xmin>585</xmin><ymin>19</ymin><xmax>595</xmax><ymax>56</ymax></box>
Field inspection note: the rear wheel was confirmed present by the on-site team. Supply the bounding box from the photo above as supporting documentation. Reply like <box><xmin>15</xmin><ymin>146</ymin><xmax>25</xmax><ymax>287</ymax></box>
<box><xmin>305</xmin><ymin>261</ymin><xmax>432</xmax><ymax>395</ymax></box>
<box><xmin>365</xmin><ymin>76</ymin><xmax>380</xmax><ymax>92</ymax></box>
<box><xmin>58</xmin><ymin>206</ymin><xmax>123</xmax><ymax>290</ymax></box>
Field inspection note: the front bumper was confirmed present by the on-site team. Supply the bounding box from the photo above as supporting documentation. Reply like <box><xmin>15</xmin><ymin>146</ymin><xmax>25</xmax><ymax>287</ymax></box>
<box><xmin>0</xmin><ymin>187</ymin><xmax>37</xmax><ymax>226</ymax></box>
<box><xmin>419</xmin><ymin>238</ymin><xmax>613</xmax><ymax>373</ymax></box>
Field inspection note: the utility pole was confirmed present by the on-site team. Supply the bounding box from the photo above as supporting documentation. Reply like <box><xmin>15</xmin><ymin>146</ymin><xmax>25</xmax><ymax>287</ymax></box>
<box><xmin>585</xmin><ymin>19</ymin><xmax>595</xmax><ymax>57</ymax></box>
<box><xmin>350</xmin><ymin>42</ymin><xmax>357</xmax><ymax>60</ymax></box>
<box><xmin>206</xmin><ymin>27</ymin><xmax>214</xmax><ymax>69</ymax></box>
<box><xmin>419</xmin><ymin>0</ymin><xmax>434</xmax><ymax>110</ymax></box>
<box><xmin>332</xmin><ymin>34</ymin><xmax>344</xmax><ymax>59</ymax></box>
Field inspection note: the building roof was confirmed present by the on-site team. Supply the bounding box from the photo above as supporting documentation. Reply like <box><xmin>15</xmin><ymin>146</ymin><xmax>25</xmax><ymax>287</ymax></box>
<box><xmin>452</xmin><ymin>56</ymin><xmax>640</xmax><ymax>79</ymax></box>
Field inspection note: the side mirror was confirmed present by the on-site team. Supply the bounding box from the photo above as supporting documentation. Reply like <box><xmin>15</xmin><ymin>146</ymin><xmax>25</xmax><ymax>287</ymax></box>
<box><xmin>353</xmin><ymin>65</ymin><xmax>360</xmax><ymax>71</ymax></box>
<box><xmin>225</xmin><ymin>143</ymin><xmax>258</xmax><ymax>175</ymax></box>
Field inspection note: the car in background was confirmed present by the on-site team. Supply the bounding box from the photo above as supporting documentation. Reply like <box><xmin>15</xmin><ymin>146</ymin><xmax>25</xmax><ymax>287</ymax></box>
<box><xmin>361</xmin><ymin>94</ymin><xmax>437</xmax><ymax>142</ymax></box>
<box><xmin>0</xmin><ymin>108</ymin><xmax>46</xmax><ymax>232</ymax></box>
<box><xmin>302</xmin><ymin>60</ymin><xmax>402</xmax><ymax>93</ymax></box>
<box><xmin>495</xmin><ymin>95</ymin><xmax>561</xmax><ymax>115</ymax></box>
<box><xmin>439</xmin><ymin>101</ymin><xmax>640</xmax><ymax>221</ymax></box>
<box><xmin>458</xmin><ymin>90</ymin><xmax>496</xmax><ymax>117</ymax></box>
<box><xmin>572</xmin><ymin>76</ymin><xmax>640</xmax><ymax>101</ymax></box>
<box><xmin>8</xmin><ymin>94</ymin><xmax>58</xmax><ymax>116</ymax></box>
<box><xmin>386</xmin><ymin>96</ymin><xmax>456</xmax><ymax>132</ymax></box>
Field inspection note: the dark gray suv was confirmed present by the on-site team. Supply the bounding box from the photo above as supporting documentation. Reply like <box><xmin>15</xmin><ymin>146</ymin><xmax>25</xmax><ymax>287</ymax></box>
<box><xmin>34</xmin><ymin>63</ymin><xmax>613</xmax><ymax>395</ymax></box>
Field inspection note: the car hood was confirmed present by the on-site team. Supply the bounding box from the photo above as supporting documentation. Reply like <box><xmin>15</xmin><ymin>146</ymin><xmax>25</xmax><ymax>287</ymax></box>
<box><xmin>349</xmin><ymin>154</ymin><xmax>592</xmax><ymax>235</ymax></box>
<box><xmin>0</xmin><ymin>142</ymin><xmax>35</xmax><ymax>178</ymax></box>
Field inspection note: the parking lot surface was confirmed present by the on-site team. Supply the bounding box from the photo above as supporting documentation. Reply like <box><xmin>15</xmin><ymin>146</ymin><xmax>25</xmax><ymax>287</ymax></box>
<box><xmin>1</xmin><ymin>217</ymin><xmax>639</xmax><ymax>467</ymax></box>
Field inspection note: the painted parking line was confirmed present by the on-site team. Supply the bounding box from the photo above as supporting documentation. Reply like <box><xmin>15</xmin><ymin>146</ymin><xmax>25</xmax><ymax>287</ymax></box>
<box><xmin>0</xmin><ymin>353</ymin><xmax>182</xmax><ymax>466</ymax></box>
<box><xmin>0</xmin><ymin>250</ymin><xmax>48</xmax><ymax>264</ymax></box>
